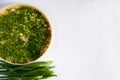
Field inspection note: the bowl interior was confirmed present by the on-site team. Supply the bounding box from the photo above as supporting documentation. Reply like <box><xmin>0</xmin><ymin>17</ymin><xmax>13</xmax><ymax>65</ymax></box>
<box><xmin>0</xmin><ymin>4</ymin><xmax>52</xmax><ymax>65</ymax></box>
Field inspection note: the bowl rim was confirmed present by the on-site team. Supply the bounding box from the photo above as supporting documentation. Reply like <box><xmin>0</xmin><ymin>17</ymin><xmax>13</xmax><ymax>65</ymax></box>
<box><xmin>0</xmin><ymin>3</ymin><xmax>52</xmax><ymax>65</ymax></box>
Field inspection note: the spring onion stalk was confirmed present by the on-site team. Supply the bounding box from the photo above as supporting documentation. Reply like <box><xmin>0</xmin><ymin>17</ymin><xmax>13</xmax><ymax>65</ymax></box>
<box><xmin>0</xmin><ymin>60</ymin><xmax>57</xmax><ymax>80</ymax></box>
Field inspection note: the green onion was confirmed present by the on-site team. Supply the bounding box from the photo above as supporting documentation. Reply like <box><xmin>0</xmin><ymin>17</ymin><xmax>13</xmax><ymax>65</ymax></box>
<box><xmin>0</xmin><ymin>60</ymin><xmax>57</xmax><ymax>80</ymax></box>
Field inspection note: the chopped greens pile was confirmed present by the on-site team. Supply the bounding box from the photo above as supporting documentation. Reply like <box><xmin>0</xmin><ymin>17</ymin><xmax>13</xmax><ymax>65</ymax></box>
<box><xmin>0</xmin><ymin>60</ymin><xmax>56</xmax><ymax>80</ymax></box>
<box><xmin>0</xmin><ymin>6</ymin><xmax>51</xmax><ymax>63</ymax></box>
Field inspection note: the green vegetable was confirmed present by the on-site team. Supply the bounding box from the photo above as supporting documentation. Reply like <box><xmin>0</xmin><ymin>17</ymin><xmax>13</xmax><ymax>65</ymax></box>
<box><xmin>0</xmin><ymin>60</ymin><xmax>57</xmax><ymax>80</ymax></box>
<box><xmin>0</xmin><ymin>6</ymin><xmax>51</xmax><ymax>64</ymax></box>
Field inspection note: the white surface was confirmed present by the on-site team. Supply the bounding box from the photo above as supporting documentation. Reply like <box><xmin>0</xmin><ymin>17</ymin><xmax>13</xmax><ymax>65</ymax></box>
<box><xmin>1</xmin><ymin>0</ymin><xmax>120</xmax><ymax>80</ymax></box>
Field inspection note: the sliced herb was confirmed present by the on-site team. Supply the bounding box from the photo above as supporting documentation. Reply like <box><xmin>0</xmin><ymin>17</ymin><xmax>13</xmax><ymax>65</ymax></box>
<box><xmin>0</xmin><ymin>6</ymin><xmax>51</xmax><ymax>63</ymax></box>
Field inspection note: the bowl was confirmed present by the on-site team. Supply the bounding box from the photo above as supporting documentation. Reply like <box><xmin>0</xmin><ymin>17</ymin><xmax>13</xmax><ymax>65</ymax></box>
<box><xmin>0</xmin><ymin>3</ymin><xmax>52</xmax><ymax>65</ymax></box>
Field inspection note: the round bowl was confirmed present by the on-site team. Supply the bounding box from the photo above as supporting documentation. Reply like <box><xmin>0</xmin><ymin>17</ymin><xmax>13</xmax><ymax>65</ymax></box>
<box><xmin>0</xmin><ymin>3</ymin><xmax>52</xmax><ymax>65</ymax></box>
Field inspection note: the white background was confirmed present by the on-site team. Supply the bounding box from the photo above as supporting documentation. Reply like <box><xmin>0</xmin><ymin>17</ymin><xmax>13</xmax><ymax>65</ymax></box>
<box><xmin>1</xmin><ymin>0</ymin><xmax>120</xmax><ymax>80</ymax></box>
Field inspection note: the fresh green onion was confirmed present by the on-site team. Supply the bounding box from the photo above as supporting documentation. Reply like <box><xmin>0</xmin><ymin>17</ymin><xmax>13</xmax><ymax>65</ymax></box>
<box><xmin>0</xmin><ymin>60</ymin><xmax>57</xmax><ymax>80</ymax></box>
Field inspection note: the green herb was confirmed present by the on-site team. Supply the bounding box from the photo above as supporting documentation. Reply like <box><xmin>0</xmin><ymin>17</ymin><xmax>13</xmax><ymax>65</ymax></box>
<box><xmin>0</xmin><ymin>60</ymin><xmax>56</xmax><ymax>80</ymax></box>
<box><xmin>0</xmin><ymin>6</ymin><xmax>51</xmax><ymax>63</ymax></box>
